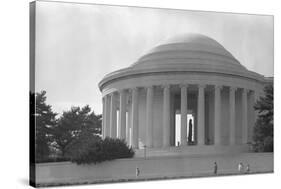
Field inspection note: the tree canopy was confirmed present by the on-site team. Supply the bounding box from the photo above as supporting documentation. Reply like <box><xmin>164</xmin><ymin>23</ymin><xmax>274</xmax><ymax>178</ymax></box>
<box><xmin>253</xmin><ymin>85</ymin><xmax>273</xmax><ymax>152</ymax></box>
<box><xmin>34</xmin><ymin>91</ymin><xmax>57</xmax><ymax>161</ymax></box>
<box><xmin>53</xmin><ymin>105</ymin><xmax>102</xmax><ymax>157</ymax></box>
<box><xmin>33</xmin><ymin>91</ymin><xmax>103</xmax><ymax>162</ymax></box>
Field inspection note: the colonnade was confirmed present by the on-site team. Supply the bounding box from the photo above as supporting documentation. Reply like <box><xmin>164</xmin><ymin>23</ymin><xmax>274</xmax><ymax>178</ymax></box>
<box><xmin>102</xmin><ymin>84</ymin><xmax>255</xmax><ymax>149</ymax></box>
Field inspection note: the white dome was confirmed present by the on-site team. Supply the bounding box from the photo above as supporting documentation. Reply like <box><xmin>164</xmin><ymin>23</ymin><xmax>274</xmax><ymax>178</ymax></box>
<box><xmin>163</xmin><ymin>33</ymin><xmax>226</xmax><ymax>48</ymax></box>
<box><xmin>131</xmin><ymin>33</ymin><xmax>245</xmax><ymax>72</ymax></box>
<box><xmin>99</xmin><ymin>33</ymin><xmax>265</xmax><ymax>90</ymax></box>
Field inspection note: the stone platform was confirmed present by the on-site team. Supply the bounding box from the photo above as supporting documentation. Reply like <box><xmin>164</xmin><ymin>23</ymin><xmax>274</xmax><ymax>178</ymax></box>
<box><xmin>36</xmin><ymin>152</ymin><xmax>273</xmax><ymax>187</ymax></box>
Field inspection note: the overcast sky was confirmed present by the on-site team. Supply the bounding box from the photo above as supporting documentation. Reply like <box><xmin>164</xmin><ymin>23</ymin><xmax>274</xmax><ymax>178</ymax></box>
<box><xmin>35</xmin><ymin>1</ymin><xmax>273</xmax><ymax>115</ymax></box>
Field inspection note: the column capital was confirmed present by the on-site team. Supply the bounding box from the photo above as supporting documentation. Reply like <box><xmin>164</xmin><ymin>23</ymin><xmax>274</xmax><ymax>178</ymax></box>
<box><xmin>198</xmin><ymin>84</ymin><xmax>206</xmax><ymax>89</ymax></box>
<box><xmin>130</xmin><ymin>87</ymin><xmax>139</xmax><ymax>92</ymax></box>
<box><xmin>118</xmin><ymin>88</ymin><xmax>127</xmax><ymax>93</ymax></box>
<box><xmin>146</xmin><ymin>85</ymin><xmax>154</xmax><ymax>90</ymax></box>
<box><xmin>110</xmin><ymin>92</ymin><xmax>117</xmax><ymax>97</ymax></box>
<box><xmin>243</xmin><ymin>88</ymin><xmax>250</xmax><ymax>93</ymax></box>
<box><xmin>161</xmin><ymin>84</ymin><xmax>170</xmax><ymax>89</ymax></box>
<box><xmin>179</xmin><ymin>83</ymin><xmax>189</xmax><ymax>88</ymax></box>
<box><xmin>229</xmin><ymin>86</ymin><xmax>237</xmax><ymax>92</ymax></box>
<box><xmin>214</xmin><ymin>85</ymin><xmax>223</xmax><ymax>90</ymax></box>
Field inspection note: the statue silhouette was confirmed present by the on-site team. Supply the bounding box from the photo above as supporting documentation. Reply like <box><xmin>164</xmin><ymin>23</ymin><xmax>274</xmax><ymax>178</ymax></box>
<box><xmin>188</xmin><ymin>119</ymin><xmax>193</xmax><ymax>143</ymax></box>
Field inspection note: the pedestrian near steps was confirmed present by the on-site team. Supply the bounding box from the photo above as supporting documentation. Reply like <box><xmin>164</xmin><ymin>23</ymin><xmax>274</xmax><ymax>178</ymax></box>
<box><xmin>238</xmin><ymin>162</ymin><xmax>244</xmax><ymax>173</ymax></box>
<box><xmin>136</xmin><ymin>167</ymin><xmax>140</xmax><ymax>178</ymax></box>
<box><xmin>214</xmin><ymin>162</ymin><xmax>218</xmax><ymax>175</ymax></box>
<box><xmin>246</xmin><ymin>164</ymin><xmax>250</xmax><ymax>174</ymax></box>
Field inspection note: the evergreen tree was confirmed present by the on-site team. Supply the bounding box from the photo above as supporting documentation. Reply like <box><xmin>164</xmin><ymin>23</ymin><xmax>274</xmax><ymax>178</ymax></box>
<box><xmin>253</xmin><ymin>85</ymin><xmax>273</xmax><ymax>152</ymax></box>
<box><xmin>34</xmin><ymin>91</ymin><xmax>57</xmax><ymax>161</ymax></box>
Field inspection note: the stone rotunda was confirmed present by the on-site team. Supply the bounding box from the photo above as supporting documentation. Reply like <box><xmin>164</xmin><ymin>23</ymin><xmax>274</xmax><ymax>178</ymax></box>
<box><xmin>98</xmin><ymin>33</ymin><xmax>271</xmax><ymax>155</ymax></box>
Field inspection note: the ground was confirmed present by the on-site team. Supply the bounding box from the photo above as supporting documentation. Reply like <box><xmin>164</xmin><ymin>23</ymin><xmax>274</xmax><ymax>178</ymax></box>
<box><xmin>36</xmin><ymin>152</ymin><xmax>273</xmax><ymax>187</ymax></box>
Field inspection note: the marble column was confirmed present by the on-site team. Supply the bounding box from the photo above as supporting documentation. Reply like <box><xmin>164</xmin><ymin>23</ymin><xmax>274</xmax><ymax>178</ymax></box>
<box><xmin>110</xmin><ymin>92</ymin><xmax>117</xmax><ymax>138</ymax></box>
<box><xmin>197</xmin><ymin>84</ymin><xmax>205</xmax><ymax>145</ymax></box>
<box><xmin>126</xmin><ymin>95</ymin><xmax>131</xmax><ymax>145</ymax></box>
<box><xmin>131</xmin><ymin>88</ymin><xmax>139</xmax><ymax>149</ymax></box>
<box><xmin>214</xmin><ymin>85</ymin><xmax>222</xmax><ymax>145</ymax></box>
<box><xmin>229</xmin><ymin>87</ymin><xmax>236</xmax><ymax>145</ymax></box>
<box><xmin>242</xmin><ymin>88</ymin><xmax>248</xmax><ymax>144</ymax></box>
<box><xmin>180</xmin><ymin>84</ymin><xmax>188</xmax><ymax>146</ymax></box>
<box><xmin>102</xmin><ymin>97</ymin><xmax>105</xmax><ymax>139</ymax></box>
<box><xmin>119</xmin><ymin>89</ymin><xmax>126</xmax><ymax>140</ymax></box>
<box><xmin>146</xmin><ymin>86</ymin><xmax>153</xmax><ymax>148</ymax></box>
<box><xmin>170</xmin><ymin>94</ymin><xmax>175</xmax><ymax>146</ymax></box>
<box><xmin>163</xmin><ymin>85</ymin><xmax>171</xmax><ymax>147</ymax></box>
<box><xmin>105</xmin><ymin>95</ymin><xmax>111</xmax><ymax>137</ymax></box>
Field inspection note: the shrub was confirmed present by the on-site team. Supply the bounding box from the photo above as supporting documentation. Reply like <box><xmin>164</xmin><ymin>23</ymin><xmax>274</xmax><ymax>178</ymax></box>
<box><xmin>64</xmin><ymin>133</ymin><xmax>102</xmax><ymax>159</ymax></box>
<box><xmin>70</xmin><ymin>137</ymin><xmax>134</xmax><ymax>165</ymax></box>
<box><xmin>263</xmin><ymin>136</ymin><xmax>273</xmax><ymax>152</ymax></box>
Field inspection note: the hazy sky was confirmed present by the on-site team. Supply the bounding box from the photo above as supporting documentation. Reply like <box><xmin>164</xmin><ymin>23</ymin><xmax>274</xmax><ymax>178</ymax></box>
<box><xmin>35</xmin><ymin>1</ymin><xmax>273</xmax><ymax>115</ymax></box>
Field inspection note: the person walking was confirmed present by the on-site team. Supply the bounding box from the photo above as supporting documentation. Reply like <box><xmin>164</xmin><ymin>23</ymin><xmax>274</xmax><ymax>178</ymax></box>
<box><xmin>246</xmin><ymin>164</ymin><xmax>250</xmax><ymax>174</ymax></box>
<box><xmin>136</xmin><ymin>166</ymin><xmax>140</xmax><ymax>178</ymax></box>
<box><xmin>214</xmin><ymin>162</ymin><xmax>218</xmax><ymax>175</ymax></box>
<box><xmin>238</xmin><ymin>162</ymin><xmax>244</xmax><ymax>173</ymax></box>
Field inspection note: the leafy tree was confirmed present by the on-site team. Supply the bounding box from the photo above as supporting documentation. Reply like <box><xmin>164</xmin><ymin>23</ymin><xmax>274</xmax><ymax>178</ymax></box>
<box><xmin>53</xmin><ymin>105</ymin><xmax>102</xmax><ymax>157</ymax></box>
<box><xmin>34</xmin><ymin>91</ymin><xmax>57</xmax><ymax>161</ymax></box>
<box><xmin>253</xmin><ymin>85</ymin><xmax>273</xmax><ymax>152</ymax></box>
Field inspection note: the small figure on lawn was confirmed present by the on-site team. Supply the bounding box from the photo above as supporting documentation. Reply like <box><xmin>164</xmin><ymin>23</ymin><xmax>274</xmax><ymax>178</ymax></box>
<box><xmin>214</xmin><ymin>162</ymin><xmax>218</xmax><ymax>175</ymax></box>
<box><xmin>246</xmin><ymin>164</ymin><xmax>250</xmax><ymax>174</ymax></box>
<box><xmin>136</xmin><ymin>166</ymin><xmax>140</xmax><ymax>178</ymax></box>
<box><xmin>238</xmin><ymin>162</ymin><xmax>244</xmax><ymax>173</ymax></box>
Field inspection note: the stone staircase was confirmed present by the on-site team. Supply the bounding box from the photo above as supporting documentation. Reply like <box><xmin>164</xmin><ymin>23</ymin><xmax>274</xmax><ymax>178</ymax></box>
<box><xmin>134</xmin><ymin>145</ymin><xmax>249</xmax><ymax>158</ymax></box>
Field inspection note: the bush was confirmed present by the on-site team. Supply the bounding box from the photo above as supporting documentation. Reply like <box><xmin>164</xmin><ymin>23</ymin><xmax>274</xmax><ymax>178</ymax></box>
<box><xmin>252</xmin><ymin>118</ymin><xmax>273</xmax><ymax>152</ymax></box>
<box><xmin>263</xmin><ymin>136</ymin><xmax>273</xmax><ymax>152</ymax></box>
<box><xmin>70</xmin><ymin>137</ymin><xmax>134</xmax><ymax>165</ymax></box>
<box><xmin>252</xmin><ymin>136</ymin><xmax>273</xmax><ymax>153</ymax></box>
<box><xmin>64</xmin><ymin>133</ymin><xmax>102</xmax><ymax>159</ymax></box>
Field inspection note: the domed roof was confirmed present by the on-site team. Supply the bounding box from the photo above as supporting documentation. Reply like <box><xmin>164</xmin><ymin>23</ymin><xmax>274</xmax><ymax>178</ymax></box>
<box><xmin>161</xmin><ymin>33</ymin><xmax>226</xmax><ymax>48</ymax></box>
<box><xmin>131</xmin><ymin>33</ymin><xmax>243</xmax><ymax>71</ymax></box>
<box><xmin>99</xmin><ymin>33</ymin><xmax>265</xmax><ymax>90</ymax></box>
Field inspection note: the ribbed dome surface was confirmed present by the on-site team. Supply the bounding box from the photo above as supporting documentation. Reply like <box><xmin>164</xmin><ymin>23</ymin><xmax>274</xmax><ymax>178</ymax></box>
<box><xmin>98</xmin><ymin>33</ymin><xmax>265</xmax><ymax>90</ymax></box>
<box><xmin>131</xmin><ymin>33</ymin><xmax>246</xmax><ymax>72</ymax></box>
<box><xmin>163</xmin><ymin>33</ymin><xmax>226</xmax><ymax>48</ymax></box>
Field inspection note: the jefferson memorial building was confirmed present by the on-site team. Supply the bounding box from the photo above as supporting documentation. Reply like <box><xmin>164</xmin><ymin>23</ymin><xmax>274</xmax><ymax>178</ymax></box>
<box><xmin>98</xmin><ymin>34</ymin><xmax>271</xmax><ymax>154</ymax></box>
